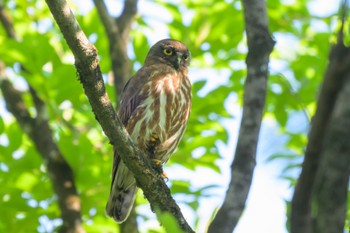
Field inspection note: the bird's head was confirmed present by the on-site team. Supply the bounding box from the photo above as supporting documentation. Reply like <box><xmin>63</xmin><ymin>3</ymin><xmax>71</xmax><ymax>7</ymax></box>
<box><xmin>145</xmin><ymin>39</ymin><xmax>191</xmax><ymax>70</ymax></box>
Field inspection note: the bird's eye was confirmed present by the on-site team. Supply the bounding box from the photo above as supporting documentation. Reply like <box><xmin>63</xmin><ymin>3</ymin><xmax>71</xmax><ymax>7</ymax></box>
<box><xmin>183</xmin><ymin>55</ymin><xmax>189</xmax><ymax>61</ymax></box>
<box><xmin>163</xmin><ymin>48</ymin><xmax>173</xmax><ymax>56</ymax></box>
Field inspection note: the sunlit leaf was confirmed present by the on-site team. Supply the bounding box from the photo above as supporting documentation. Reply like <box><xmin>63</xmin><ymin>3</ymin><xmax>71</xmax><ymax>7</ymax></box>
<box><xmin>15</xmin><ymin>172</ymin><xmax>39</xmax><ymax>192</ymax></box>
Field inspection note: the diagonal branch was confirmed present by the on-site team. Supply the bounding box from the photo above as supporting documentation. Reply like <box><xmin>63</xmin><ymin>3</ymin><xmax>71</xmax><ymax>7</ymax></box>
<box><xmin>44</xmin><ymin>0</ymin><xmax>194</xmax><ymax>232</ymax></box>
<box><xmin>116</xmin><ymin>0</ymin><xmax>138</xmax><ymax>40</ymax></box>
<box><xmin>0</xmin><ymin>3</ymin><xmax>17</xmax><ymax>39</ymax></box>
<box><xmin>92</xmin><ymin>0</ymin><xmax>118</xmax><ymax>42</ymax></box>
<box><xmin>92</xmin><ymin>2</ymin><xmax>139</xmax><ymax>230</ymax></box>
<box><xmin>208</xmin><ymin>0</ymin><xmax>275</xmax><ymax>232</ymax></box>
<box><xmin>93</xmin><ymin>0</ymin><xmax>138</xmax><ymax>100</ymax></box>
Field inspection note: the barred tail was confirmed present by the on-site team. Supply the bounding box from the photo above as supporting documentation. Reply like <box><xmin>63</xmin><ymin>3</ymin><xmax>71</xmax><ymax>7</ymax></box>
<box><xmin>106</xmin><ymin>161</ymin><xmax>138</xmax><ymax>223</ymax></box>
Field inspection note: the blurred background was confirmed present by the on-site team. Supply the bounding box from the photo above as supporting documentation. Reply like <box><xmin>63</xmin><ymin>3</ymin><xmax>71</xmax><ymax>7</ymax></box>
<box><xmin>0</xmin><ymin>0</ymin><xmax>345</xmax><ymax>232</ymax></box>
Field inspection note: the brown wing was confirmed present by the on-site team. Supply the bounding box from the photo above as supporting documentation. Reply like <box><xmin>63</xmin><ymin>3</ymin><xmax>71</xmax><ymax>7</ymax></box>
<box><xmin>118</xmin><ymin>67</ymin><xmax>152</xmax><ymax>126</ymax></box>
<box><xmin>110</xmin><ymin>66</ymin><xmax>153</xmax><ymax>188</ymax></box>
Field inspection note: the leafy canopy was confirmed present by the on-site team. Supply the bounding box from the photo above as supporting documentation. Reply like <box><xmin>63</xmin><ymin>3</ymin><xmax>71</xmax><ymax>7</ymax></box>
<box><xmin>0</xmin><ymin>0</ymin><xmax>345</xmax><ymax>232</ymax></box>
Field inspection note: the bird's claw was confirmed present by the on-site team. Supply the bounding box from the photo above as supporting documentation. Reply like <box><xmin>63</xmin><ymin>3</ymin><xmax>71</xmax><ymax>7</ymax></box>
<box><xmin>151</xmin><ymin>159</ymin><xmax>168</xmax><ymax>181</ymax></box>
<box><xmin>150</xmin><ymin>133</ymin><xmax>159</xmax><ymax>142</ymax></box>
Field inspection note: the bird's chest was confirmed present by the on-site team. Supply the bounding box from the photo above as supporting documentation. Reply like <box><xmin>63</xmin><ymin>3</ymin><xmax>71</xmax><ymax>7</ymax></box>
<box><xmin>149</xmin><ymin>75</ymin><xmax>191</xmax><ymax>159</ymax></box>
<box><xmin>153</xmin><ymin>74</ymin><xmax>190</xmax><ymax>128</ymax></box>
<box><xmin>128</xmin><ymin>73</ymin><xmax>191</xmax><ymax>160</ymax></box>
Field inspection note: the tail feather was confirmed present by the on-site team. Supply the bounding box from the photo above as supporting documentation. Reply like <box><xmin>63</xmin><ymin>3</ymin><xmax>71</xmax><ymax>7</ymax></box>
<box><xmin>106</xmin><ymin>161</ymin><xmax>138</xmax><ymax>223</ymax></box>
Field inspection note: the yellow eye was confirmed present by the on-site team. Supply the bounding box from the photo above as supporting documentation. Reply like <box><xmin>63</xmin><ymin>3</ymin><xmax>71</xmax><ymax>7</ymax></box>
<box><xmin>163</xmin><ymin>48</ymin><xmax>173</xmax><ymax>56</ymax></box>
<box><xmin>183</xmin><ymin>55</ymin><xmax>189</xmax><ymax>61</ymax></box>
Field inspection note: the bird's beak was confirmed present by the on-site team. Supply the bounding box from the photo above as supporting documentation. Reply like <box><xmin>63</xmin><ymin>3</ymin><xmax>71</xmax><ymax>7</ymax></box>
<box><xmin>176</xmin><ymin>52</ymin><xmax>183</xmax><ymax>66</ymax></box>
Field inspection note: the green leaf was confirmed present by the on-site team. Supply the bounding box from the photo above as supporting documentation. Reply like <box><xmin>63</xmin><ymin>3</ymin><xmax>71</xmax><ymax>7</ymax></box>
<box><xmin>157</xmin><ymin>212</ymin><xmax>184</xmax><ymax>233</ymax></box>
<box><xmin>7</xmin><ymin>123</ymin><xmax>23</xmax><ymax>151</ymax></box>
<box><xmin>0</xmin><ymin>117</ymin><xmax>4</xmax><ymax>134</ymax></box>
<box><xmin>15</xmin><ymin>172</ymin><xmax>39</xmax><ymax>192</ymax></box>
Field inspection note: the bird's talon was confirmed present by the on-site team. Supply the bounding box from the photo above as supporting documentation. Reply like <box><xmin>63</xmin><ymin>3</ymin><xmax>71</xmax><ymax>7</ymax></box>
<box><xmin>151</xmin><ymin>159</ymin><xmax>162</xmax><ymax>167</ymax></box>
<box><xmin>162</xmin><ymin>172</ymin><xmax>169</xmax><ymax>181</ymax></box>
<box><xmin>151</xmin><ymin>159</ymin><xmax>169</xmax><ymax>180</ymax></box>
<box><xmin>150</xmin><ymin>133</ymin><xmax>158</xmax><ymax>142</ymax></box>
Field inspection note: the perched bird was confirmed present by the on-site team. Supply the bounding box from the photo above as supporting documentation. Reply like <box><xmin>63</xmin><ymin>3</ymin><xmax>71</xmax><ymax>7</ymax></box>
<box><xmin>106</xmin><ymin>39</ymin><xmax>192</xmax><ymax>223</ymax></box>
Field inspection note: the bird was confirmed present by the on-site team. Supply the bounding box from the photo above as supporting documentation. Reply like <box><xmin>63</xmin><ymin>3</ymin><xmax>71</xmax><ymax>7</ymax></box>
<box><xmin>106</xmin><ymin>39</ymin><xmax>192</xmax><ymax>223</ymax></box>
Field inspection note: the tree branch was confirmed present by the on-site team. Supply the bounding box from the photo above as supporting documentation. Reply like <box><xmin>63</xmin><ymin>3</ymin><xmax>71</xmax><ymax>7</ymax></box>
<box><xmin>92</xmin><ymin>1</ymin><xmax>139</xmax><ymax>231</ymax></box>
<box><xmin>116</xmin><ymin>0</ymin><xmax>138</xmax><ymax>39</ymax></box>
<box><xmin>0</xmin><ymin>3</ymin><xmax>17</xmax><ymax>39</ymax></box>
<box><xmin>93</xmin><ymin>0</ymin><xmax>137</xmax><ymax>100</ymax></box>
<box><xmin>208</xmin><ymin>0</ymin><xmax>275</xmax><ymax>232</ymax></box>
<box><xmin>313</xmin><ymin>69</ymin><xmax>350</xmax><ymax>233</ymax></box>
<box><xmin>44</xmin><ymin>1</ymin><xmax>194</xmax><ymax>232</ymax></box>
<box><xmin>0</xmin><ymin>77</ymin><xmax>85</xmax><ymax>233</ymax></box>
<box><xmin>0</xmin><ymin>4</ymin><xmax>84</xmax><ymax>233</ymax></box>
<box><xmin>291</xmin><ymin>2</ymin><xmax>350</xmax><ymax>232</ymax></box>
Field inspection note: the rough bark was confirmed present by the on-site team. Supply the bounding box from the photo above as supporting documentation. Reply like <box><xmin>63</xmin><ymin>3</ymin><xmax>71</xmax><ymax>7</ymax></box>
<box><xmin>291</xmin><ymin>2</ymin><xmax>350</xmax><ymax>232</ymax></box>
<box><xmin>207</xmin><ymin>0</ymin><xmax>275</xmax><ymax>232</ymax></box>
<box><xmin>313</xmin><ymin>70</ymin><xmax>350</xmax><ymax>233</ymax></box>
<box><xmin>45</xmin><ymin>0</ymin><xmax>194</xmax><ymax>232</ymax></box>
<box><xmin>92</xmin><ymin>2</ymin><xmax>139</xmax><ymax>231</ymax></box>
<box><xmin>291</xmin><ymin>42</ymin><xmax>350</xmax><ymax>233</ymax></box>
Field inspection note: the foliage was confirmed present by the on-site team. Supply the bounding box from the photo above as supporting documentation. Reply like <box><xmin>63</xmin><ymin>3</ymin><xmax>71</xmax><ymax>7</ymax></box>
<box><xmin>0</xmin><ymin>0</ymin><xmax>347</xmax><ymax>232</ymax></box>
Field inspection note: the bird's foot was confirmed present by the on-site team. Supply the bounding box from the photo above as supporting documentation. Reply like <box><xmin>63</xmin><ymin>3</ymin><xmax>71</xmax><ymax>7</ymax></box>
<box><xmin>150</xmin><ymin>133</ymin><xmax>159</xmax><ymax>143</ymax></box>
<box><xmin>151</xmin><ymin>159</ymin><xmax>168</xmax><ymax>181</ymax></box>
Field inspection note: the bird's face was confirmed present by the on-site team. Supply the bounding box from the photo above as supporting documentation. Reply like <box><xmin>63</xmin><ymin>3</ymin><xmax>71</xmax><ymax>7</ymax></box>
<box><xmin>145</xmin><ymin>39</ymin><xmax>191</xmax><ymax>70</ymax></box>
